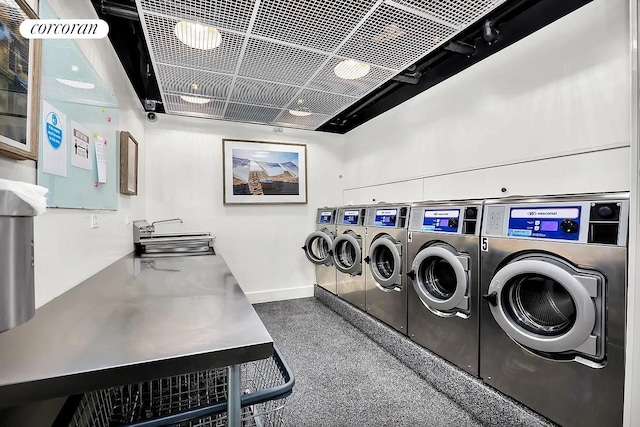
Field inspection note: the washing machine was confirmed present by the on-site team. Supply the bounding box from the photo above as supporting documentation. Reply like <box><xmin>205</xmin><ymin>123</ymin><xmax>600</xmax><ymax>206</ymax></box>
<box><xmin>334</xmin><ymin>206</ymin><xmax>368</xmax><ymax>310</ymax></box>
<box><xmin>480</xmin><ymin>193</ymin><xmax>629</xmax><ymax>427</ymax></box>
<box><xmin>303</xmin><ymin>208</ymin><xmax>337</xmax><ymax>294</ymax></box>
<box><xmin>406</xmin><ymin>200</ymin><xmax>483</xmax><ymax>376</ymax></box>
<box><xmin>364</xmin><ymin>204</ymin><xmax>410</xmax><ymax>334</ymax></box>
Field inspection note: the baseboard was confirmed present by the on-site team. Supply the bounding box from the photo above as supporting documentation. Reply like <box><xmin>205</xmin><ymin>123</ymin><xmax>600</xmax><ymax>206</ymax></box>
<box><xmin>246</xmin><ymin>285</ymin><xmax>314</xmax><ymax>304</ymax></box>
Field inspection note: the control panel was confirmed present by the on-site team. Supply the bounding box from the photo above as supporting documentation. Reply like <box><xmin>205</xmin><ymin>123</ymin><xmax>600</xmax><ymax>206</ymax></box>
<box><xmin>316</xmin><ymin>209</ymin><xmax>336</xmax><ymax>225</ymax></box>
<box><xmin>338</xmin><ymin>208</ymin><xmax>366</xmax><ymax>226</ymax></box>
<box><xmin>366</xmin><ymin>206</ymin><xmax>408</xmax><ymax>228</ymax></box>
<box><xmin>408</xmin><ymin>205</ymin><xmax>480</xmax><ymax>235</ymax></box>
<box><xmin>482</xmin><ymin>199</ymin><xmax>629</xmax><ymax>246</ymax></box>
<box><xmin>507</xmin><ymin>206</ymin><xmax>581</xmax><ymax>241</ymax></box>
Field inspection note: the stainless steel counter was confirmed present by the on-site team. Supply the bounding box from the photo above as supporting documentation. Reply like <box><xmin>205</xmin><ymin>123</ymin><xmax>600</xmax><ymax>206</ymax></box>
<box><xmin>0</xmin><ymin>254</ymin><xmax>273</xmax><ymax>409</ymax></box>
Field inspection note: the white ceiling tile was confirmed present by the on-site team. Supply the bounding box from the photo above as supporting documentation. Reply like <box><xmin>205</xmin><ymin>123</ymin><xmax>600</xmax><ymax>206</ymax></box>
<box><xmin>164</xmin><ymin>94</ymin><xmax>226</xmax><ymax>118</ymax></box>
<box><xmin>156</xmin><ymin>64</ymin><xmax>233</xmax><ymax>100</ymax></box>
<box><xmin>139</xmin><ymin>0</ymin><xmax>256</xmax><ymax>32</ymax></box>
<box><xmin>338</xmin><ymin>2</ymin><xmax>456</xmax><ymax>70</ymax></box>
<box><xmin>252</xmin><ymin>0</ymin><xmax>379</xmax><ymax>52</ymax></box>
<box><xmin>229</xmin><ymin>79</ymin><xmax>300</xmax><ymax>108</ymax></box>
<box><xmin>237</xmin><ymin>38</ymin><xmax>329</xmax><ymax>86</ymax></box>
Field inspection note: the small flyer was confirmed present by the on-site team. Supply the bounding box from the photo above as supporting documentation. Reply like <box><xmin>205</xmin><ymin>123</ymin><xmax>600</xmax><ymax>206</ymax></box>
<box><xmin>70</xmin><ymin>121</ymin><xmax>92</xmax><ymax>170</ymax></box>
<box><xmin>94</xmin><ymin>136</ymin><xmax>107</xmax><ymax>183</ymax></box>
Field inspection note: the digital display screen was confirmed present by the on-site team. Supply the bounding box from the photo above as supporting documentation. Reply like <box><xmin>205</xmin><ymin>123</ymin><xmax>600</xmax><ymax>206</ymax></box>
<box><xmin>507</xmin><ymin>206</ymin><xmax>581</xmax><ymax>241</ymax></box>
<box><xmin>343</xmin><ymin>210</ymin><xmax>359</xmax><ymax>225</ymax></box>
<box><xmin>422</xmin><ymin>209</ymin><xmax>460</xmax><ymax>233</ymax></box>
<box><xmin>319</xmin><ymin>211</ymin><xmax>333</xmax><ymax>224</ymax></box>
<box><xmin>374</xmin><ymin>209</ymin><xmax>397</xmax><ymax>227</ymax></box>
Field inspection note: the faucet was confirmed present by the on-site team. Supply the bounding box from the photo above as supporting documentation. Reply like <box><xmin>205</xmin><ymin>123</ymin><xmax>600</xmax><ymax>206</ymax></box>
<box><xmin>151</xmin><ymin>218</ymin><xmax>183</xmax><ymax>228</ymax></box>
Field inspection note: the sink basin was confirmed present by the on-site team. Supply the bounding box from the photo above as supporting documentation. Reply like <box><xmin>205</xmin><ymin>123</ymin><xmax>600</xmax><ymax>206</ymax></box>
<box><xmin>135</xmin><ymin>233</ymin><xmax>215</xmax><ymax>258</ymax></box>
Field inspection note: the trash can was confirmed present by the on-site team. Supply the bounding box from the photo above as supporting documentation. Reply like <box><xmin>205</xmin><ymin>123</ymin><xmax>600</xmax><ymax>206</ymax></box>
<box><xmin>0</xmin><ymin>189</ymin><xmax>36</xmax><ymax>333</ymax></box>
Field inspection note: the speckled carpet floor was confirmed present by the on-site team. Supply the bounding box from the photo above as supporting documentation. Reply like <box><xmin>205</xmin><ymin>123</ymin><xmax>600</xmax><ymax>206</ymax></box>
<box><xmin>253</xmin><ymin>297</ymin><xmax>481</xmax><ymax>427</ymax></box>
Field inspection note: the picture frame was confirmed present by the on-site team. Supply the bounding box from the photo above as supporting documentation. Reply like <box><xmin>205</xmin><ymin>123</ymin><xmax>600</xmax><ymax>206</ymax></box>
<box><xmin>119</xmin><ymin>131</ymin><xmax>138</xmax><ymax>196</ymax></box>
<box><xmin>222</xmin><ymin>139</ymin><xmax>307</xmax><ymax>205</ymax></box>
<box><xmin>0</xmin><ymin>0</ymin><xmax>41</xmax><ymax>161</ymax></box>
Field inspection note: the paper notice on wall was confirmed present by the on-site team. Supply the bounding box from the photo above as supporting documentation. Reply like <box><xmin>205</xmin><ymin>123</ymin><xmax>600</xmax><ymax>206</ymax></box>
<box><xmin>94</xmin><ymin>136</ymin><xmax>107</xmax><ymax>183</ymax></box>
<box><xmin>70</xmin><ymin>121</ymin><xmax>92</xmax><ymax>170</ymax></box>
<box><xmin>41</xmin><ymin>101</ymin><xmax>67</xmax><ymax>177</ymax></box>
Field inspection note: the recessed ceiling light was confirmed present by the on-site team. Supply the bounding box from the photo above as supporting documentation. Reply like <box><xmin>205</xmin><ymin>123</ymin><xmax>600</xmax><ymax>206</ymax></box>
<box><xmin>289</xmin><ymin>110</ymin><xmax>312</xmax><ymax>117</ymax></box>
<box><xmin>55</xmin><ymin>78</ymin><xmax>94</xmax><ymax>89</ymax></box>
<box><xmin>334</xmin><ymin>59</ymin><xmax>370</xmax><ymax>80</ymax></box>
<box><xmin>174</xmin><ymin>21</ymin><xmax>222</xmax><ymax>50</ymax></box>
<box><xmin>180</xmin><ymin>95</ymin><xmax>210</xmax><ymax>104</ymax></box>
<box><xmin>71</xmin><ymin>65</ymin><xmax>79</xmax><ymax>72</ymax></box>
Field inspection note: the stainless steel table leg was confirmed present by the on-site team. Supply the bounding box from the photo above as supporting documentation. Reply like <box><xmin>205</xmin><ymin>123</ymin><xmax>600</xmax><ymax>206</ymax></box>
<box><xmin>228</xmin><ymin>364</ymin><xmax>241</xmax><ymax>427</ymax></box>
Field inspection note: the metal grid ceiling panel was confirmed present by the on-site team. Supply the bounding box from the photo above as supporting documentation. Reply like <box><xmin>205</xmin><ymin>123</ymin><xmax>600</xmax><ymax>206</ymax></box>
<box><xmin>136</xmin><ymin>0</ymin><xmax>507</xmax><ymax>130</ymax></box>
<box><xmin>230</xmin><ymin>79</ymin><xmax>300</xmax><ymax>108</ymax></box>
<box><xmin>252</xmin><ymin>0</ymin><xmax>380</xmax><ymax>52</ymax></box>
<box><xmin>164</xmin><ymin>94</ymin><xmax>226</xmax><ymax>118</ymax></box>
<box><xmin>238</xmin><ymin>38</ymin><xmax>329</xmax><ymax>86</ymax></box>
<box><xmin>288</xmin><ymin>90</ymin><xmax>358</xmax><ymax>116</ymax></box>
<box><xmin>338</xmin><ymin>3</ymin><xmax>456</xmax><ymax>70</ymax></box>
<box><xmin>142</xmin><ymin>13</ymin><xmax>243</xmax><ymax>74</ymax></box>
<box><xmin>224</xmin><ymin>103</ymin><xmax>282</xmax><ymax>124</ymax></box>
<box><xmin>308</xmin><ymin>58</ymin><xmax>396</xmax><ymax>97</ymax></box>
<box><xmin>139</xmin><ymin>0</ymin><xmax>255</xmax><ymax>32</ymax></box>
<box><xmin>274</xmin><ymin>111</ymin><xmax>333</xmax><ymax>129</ymax></box>
<box><xmin>156</xmin><ymin>64</ymin><xmax>232</xmax><ymax>100</ymax></box>
<box><xmin>389</xmin><ymin>0</ymin><xmax>503</xmax><ymax>28</ymax></box>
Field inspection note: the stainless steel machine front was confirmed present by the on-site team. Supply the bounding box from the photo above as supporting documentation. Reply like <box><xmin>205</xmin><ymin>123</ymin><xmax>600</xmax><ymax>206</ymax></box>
<box><xmin>364</xmin><ymin>204</ymin><xmax>410</xmax><ymax>334</ymax></box>
<box><xmin>406</xmin><ymin>200</ymin><xmax>482</xmax><ymax>376</ymax></box>
<box><xmin>333</xmin><ymin>206</ymin><xmax>367</xmax><ymax>310</ymax></box>
<box><xmin>304</xmin><ymin>208</ymin><xmax>337</xmax><ymax>294</ymax></box>
<box><xmin>0</xmin><ymin>190</ymin><xmax>36</xmax><ymax>333</ymax></box>
<box><xmin>479</xmin><ymin>193</ymin><xmax>629</xmax><ymax>427</ymax></box>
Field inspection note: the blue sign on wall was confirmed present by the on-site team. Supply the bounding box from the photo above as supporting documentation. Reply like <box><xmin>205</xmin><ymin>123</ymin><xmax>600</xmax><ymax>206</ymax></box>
<box><xmin>46</xmin><ymin>112</ymin><xmax>63</xmax><ymax>150</ymax></box>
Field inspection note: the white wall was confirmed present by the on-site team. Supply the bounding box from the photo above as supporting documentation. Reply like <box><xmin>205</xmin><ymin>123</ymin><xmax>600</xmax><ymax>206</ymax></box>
<box><xmin>343</xmin><ymin>0</ymin><xmax>630</xmax><ymax>202</ymax></box>
<box><xmin>144</xmin><ymin>115</ymin><xmax>343</xmax><ymax>303</ymax></box>
<box><xmin>0</xmin><ymin>0</ymin><xmax>146</xmax><ymax>307</ymax></box>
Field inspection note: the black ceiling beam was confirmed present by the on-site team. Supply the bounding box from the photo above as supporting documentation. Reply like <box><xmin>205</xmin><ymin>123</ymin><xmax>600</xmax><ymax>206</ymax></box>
<box><xmin>100</xmin><ymin>1</ymin><xmax>138</xmax><ymax>21</ymax></box>
<box><xmin>91</xmin><ymin>0</ymin><xmax>165</xmax><ymax>113</ymax></box>
<box><xmin>318</xmin><ymin>0</ymin><xmax>593</xmax><ymax>134</ymax></box>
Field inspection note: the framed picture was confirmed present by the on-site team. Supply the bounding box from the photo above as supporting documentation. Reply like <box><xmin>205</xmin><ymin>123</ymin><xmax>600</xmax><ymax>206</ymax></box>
<box><xmin>0</xmin><ymin>0</ymin><xmax>41</xmax><ymax>161</ymax></box>
<box><xmin>222</xmin><ymin>139</ymin><xmax>307</xmax><ymax>205</ymax></box>
<box><xmin>119</xmin><ymin>131</ymin><xmax>138</xmax><ymax>195</ymax></box>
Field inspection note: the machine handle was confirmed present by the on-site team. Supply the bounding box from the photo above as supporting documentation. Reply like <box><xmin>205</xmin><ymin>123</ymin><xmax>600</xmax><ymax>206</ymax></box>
<box><xmin>301</xmin><ymin>245</ymin><xmax>306</xmax><ymax>250</ymax></box>
<box><xmin>407</xmin><ymin>270</ymin><xmax>416</xmax><ymax>280</ymax></box>
<box><xmin>483</xmin><ymin>291</ymin><xmax>498</xmax><ymax>306</ymax></box>
<box><xmin>364</xmin><ymin>256</ymin><xmax>371</xmax><ymax>264</ymax></box>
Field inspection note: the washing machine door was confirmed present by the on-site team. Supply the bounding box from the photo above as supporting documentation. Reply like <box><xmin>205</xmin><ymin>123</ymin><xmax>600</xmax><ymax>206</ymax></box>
<box><xmin>333</xmin><ymin>231</ymin><xmax>362</xmax><ymax>275</ymax></box>
<box><xmin>485</xmin><ymin>256</ymin><xmax>600</xmax><ymax>355</ymax></box>
<box><xmin>303</xmin><ymin>229</ymin><xmax>334</xmax><ymax>265</ymax></box>
<box><xmin>368</xmin><ymin>235</ymin><xmax>402</xmax><ymax>289</ymax></box>
<box><xmin>409</xmin><ymin>245</ymin><xmax>469</xmax><ymax>313</ymax></box>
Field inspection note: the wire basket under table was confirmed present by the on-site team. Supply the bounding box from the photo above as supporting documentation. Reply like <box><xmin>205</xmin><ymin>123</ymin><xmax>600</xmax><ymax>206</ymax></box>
<box><xmin>58</xmin><ymin>347</ymin><xmax>294</xmax><ymax>427</ymax></box>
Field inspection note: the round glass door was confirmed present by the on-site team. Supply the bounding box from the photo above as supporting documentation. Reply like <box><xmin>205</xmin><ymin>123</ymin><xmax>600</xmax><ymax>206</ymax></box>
<box><xmin>410</xmin><ymin>245</ymin><xmax>468</xmax><ymax>312</ymax></box>
<box><xmin>486</xmin><ymin>257</ymin><xmax>597</xmax><ymax>354</ymax></box>
<box><xmin>303</xmin><ymin>230</ymin><xmax>333</xmax><ymax>265</ymax></box>
<box><xmin>368</xmin><ymin>235</ymin><xmax>401</xmax><ymax>289</ymax></box>
<box><xmin>333</xmin><ymin>231</ymin><xmax>362</xmax><ymax>275</ymax></box>
<box><xmin>504</xmin><ymin>275</ymin><xmax>575</xmax><ymax>336</ymax></box>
